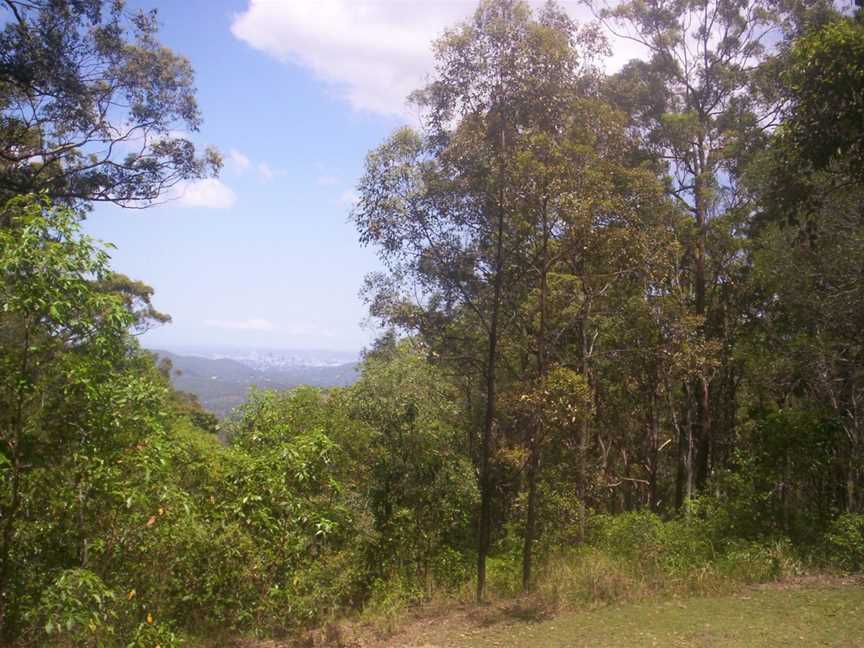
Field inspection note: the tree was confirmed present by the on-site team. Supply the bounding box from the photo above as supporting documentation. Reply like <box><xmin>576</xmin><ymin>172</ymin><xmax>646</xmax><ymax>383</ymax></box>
<box><xmin>346</xmin><ymin>339</ymin><xmax>477</xmax><ymax>595</ymax></box>
<box><xmin>742</xmin><ymin>15</ymin><xmax>864</xmax><ymax>515</ymax></box>
<box><xmin>355</xmin><ymin>0</ymin><xmax>611</xmax><ymax>599</ymax></box>
<box><xmin>0</xmin><ymin>194</ymin><xmax>136</xmax><ymax>635</ymax></box>
<box><xmin>593</xmin><ymin>0</ymin><xmax>833</xmax><ymax>501</ymax></box>
<box><xmin>777</xmin><ymin>16</ymin><xmax>864</xmax><ymax>181</ymax></box>
<box><xmin>0</xmin><ymin>0</ymin><xmax>220</xmax><ymax>208</ymax></box>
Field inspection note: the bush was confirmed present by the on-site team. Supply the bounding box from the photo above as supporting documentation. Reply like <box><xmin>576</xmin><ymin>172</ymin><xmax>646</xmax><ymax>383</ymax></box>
<box><xmin>823</xmin><ymin>513</ymin><xmax>864</xmax><ymax>572</ymax></box>
<box><xmin>27</xmin><ymin>569</ymin><xmax>118</xmax><ymax>647</ymax></box>
<box><xmin>485</xmin><ymin>554</ymin><xmax>522</xmax><ymax>599</ymax></box>
<box><xmin>535</xmin><ymin>548</ymin><xmax>646</xmax><ymax>609</ymax></box>
<box><xmin>588</xmin><ymin>511</ymin><xmax>715</xmax><ymax>575</ymax></box>
<box><xmin>126</xmin><ymin>620</ymin><xmax>184</xmax><ymax>648</ymax></box>
<box><xmin>715</xmin><ymin>538</ymin><xmax>799</xmax><ymax>583</ymax></box>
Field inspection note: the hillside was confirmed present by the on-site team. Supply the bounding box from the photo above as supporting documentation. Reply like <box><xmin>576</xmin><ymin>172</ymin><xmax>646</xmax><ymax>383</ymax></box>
<box><xmin>152</xmin><ymin>349</ymin><xmax>359</xmax><ymax>416</ymax></box>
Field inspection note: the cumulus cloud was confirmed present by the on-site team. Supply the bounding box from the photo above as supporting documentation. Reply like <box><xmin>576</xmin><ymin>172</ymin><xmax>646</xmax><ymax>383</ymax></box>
<box><xmin>174</xmin><ymin>178</ymin><xmax>238</xmax><ymax>209</ymax></box>
<box><xmin>231</xmin><ymin>1</ymin><xmax>644</xmax><ymax>118</ymax></box>
<box><xmin>204</xmin><ymin>318</ymin><xmax>276</xmax><ymax>331</ymax></box>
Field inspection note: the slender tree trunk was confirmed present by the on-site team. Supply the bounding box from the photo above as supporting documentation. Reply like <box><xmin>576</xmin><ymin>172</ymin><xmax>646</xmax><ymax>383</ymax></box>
<box><xmin>578</xmin><ymin>302</ymin><xmax>592</xmax><ymax>541</ymax></box>
<box><xmin>692</xmin><ymin>168</ymin><xmax>712</xmax><ymax>492</ymax></box>
<box><xmin>522</xmin><ymin>199</ymin><xmax>548</xmax><ymax>591</ymax></box>
<box><xmin>675</xmin><ymin>415</ymin><xmax>687</xmax><ymax>510</ymax></box>
<box><xmin>477</xmin><ymin>172</ymin><xmax>507</xmax><ymax>603</ymax></box>
<box><xmin>477</xmin><ymin>341</ymin><xmax>496</xmax><ymax>601</ymax></box>
<box><xmin>671</xmin><ymin>377</ymin><xmax>687</xmax><ymax>511</ymax></box>
<box><xmin>648</xmin><ymin>378</ymin><xmax>660</xmax><ymax>512</ymax></box>
<box><xmin>0</xmin><ymin>448</ymin><xmax>21</xmax><ymax>639</ymax></box>
<box><xmin>847</xmin><ymin>435</ymin><xmax>858</xmax><ymax>513</ymax></box>
<box><xmin>676</xmin><ymin>382</ymin><xmax>696</xmax><ymax>510</ymax></box>
<box><xmin>521</xmin><ymin>441</ymin><xmax>540</xmax><ymax>590</ymax></box>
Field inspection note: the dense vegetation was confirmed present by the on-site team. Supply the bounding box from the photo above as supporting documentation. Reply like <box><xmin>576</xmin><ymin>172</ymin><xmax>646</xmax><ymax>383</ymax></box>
<box><xmin>1</xmin><ymin>0</ymin><xmax>863</xmax><ymax>645</ymax></box>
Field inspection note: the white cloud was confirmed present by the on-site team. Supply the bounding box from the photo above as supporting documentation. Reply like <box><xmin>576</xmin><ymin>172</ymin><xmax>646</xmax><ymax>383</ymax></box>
<box><xmin>228</xmin><ymin>148</ymin><xmax>251</xmax><ymax>172</ymax></box>
<box><xmin>231</xmin><ymin>1</ymin><xmax>645</xmax><ymax>118</ymax></box>
<box><xmin>227</xmin><ymin>150</ymin><xmax>285</xmax><ymax>182</ymax></box>
<box><xmin>204</xmin><ymin>318</ymin><xmax>276</xmax><ymax>331</ymax></box>
<box><xmin>257</xmin><ymin>162</ymin><xmax>290</xmax><ymax>182</ymax></box>
<box><xmin>257</xmin><ymin>162</ymin><xmax>274</xmax><ymax>182</ymax></box>
<box><xmin>174</xmin><ymin>178</ymin><xmax>238</xmax><ymax>209</ymax></box>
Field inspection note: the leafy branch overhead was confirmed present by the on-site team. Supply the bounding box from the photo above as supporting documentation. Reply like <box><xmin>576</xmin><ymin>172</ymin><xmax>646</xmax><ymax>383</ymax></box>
<box><xmin>0</xmin><ymin>0</ymin><xmax>221</xmax><ymax>208</ymax></box>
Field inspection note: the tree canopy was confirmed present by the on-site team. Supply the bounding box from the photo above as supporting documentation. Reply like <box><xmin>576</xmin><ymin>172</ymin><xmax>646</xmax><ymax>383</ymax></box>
<box><xmin>0</xmin><ymin>0</ymin><xmax>220</xmax><ymax>208</ymax></box>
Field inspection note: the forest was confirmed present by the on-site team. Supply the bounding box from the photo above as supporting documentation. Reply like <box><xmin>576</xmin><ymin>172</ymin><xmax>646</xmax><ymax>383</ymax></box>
<box><xmin>1</xmin><ymin>0</ymin><xmax>863</xmax><ymax>646</ymax></box>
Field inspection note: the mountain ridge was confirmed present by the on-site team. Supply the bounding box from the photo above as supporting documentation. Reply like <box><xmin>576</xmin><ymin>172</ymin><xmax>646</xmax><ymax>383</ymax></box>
<box><xmin>151</xmin><ymin>348</ymin><xmax>360</xmax><ymax>417</ymax></box>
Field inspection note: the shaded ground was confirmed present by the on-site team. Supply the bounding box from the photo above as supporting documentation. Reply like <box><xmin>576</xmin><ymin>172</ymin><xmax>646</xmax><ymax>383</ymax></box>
<box><xmin>367</xmin><ymin>578</ymin><xmax>864</xmax><ymax>648</ymax></box>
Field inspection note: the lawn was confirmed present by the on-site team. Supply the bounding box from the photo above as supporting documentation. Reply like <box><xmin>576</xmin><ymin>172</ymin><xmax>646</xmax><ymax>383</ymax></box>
<box><xmin>387</xmin><ymin>582</ymin><xmax>864</xmax><ymax>648</ymax></box>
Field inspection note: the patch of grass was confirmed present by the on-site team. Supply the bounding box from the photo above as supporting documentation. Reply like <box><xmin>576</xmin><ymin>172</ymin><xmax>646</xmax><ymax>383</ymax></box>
<box><xmin>422</xmin><ymin>584</ymin><xmax>864</xmax><ymax>648</ymax></box>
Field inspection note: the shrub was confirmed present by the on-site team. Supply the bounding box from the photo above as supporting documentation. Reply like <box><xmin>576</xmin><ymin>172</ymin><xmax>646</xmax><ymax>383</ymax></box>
<box><xmin>126</xmin><ymin>620</ymin><xmax>184</xmax><ymax>648</ymax></box>
<box><xmin>823</xmin><ymin>513</ymin><xmax>864</xmax><ymax>572</ymax></box>
<box><xmin>588</xmin><ymin>511</ymin><xmax>715</xmax><ymax>575</ymax></box>
<box><xmin>715</xmin><ymin>538</ymin><xmax>798</xmax><ymax>583</ymax></box>
<box><xmin>27</xmin><ymin>569</ymin><xmax>117</xmax><ymax>647</ymax></box>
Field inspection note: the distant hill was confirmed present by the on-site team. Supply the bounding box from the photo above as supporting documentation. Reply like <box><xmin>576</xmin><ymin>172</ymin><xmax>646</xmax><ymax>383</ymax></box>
<box><xmin>151</xmin><ymin>349</ymin><xmax>360</xmax><ymax>417</ymax></box>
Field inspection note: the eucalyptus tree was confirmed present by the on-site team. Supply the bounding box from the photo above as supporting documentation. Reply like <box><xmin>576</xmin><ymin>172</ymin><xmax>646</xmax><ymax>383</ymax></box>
<box><xmin>591</xmin><ymin>0</ymin><xmax>835</xmax><ymax>502</ymax></box>
<box><xmin>744</xmin><ymin>15</ymin><xmax>864</xmax><ymax>515</ymax></box>
<box><xmin>0</xmin><ymin>0</ymin><xmax>220</xmax><ymax>209</ymax></box>
<box><xmin>355</xmin><ymin>0</ymin><xmax>613</xmax><ymax>599</ymax></box>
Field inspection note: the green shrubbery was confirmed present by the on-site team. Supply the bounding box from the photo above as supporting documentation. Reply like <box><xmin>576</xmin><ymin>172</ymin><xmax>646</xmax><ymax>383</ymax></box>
<box><xmin>822</xmin><ymin>514</ymin><xmax>864</xmax><ymax>572</ymax></box>
<box><xmin>473</xmin><ymin>510</ymin><xmax>807</xmax><ymax>615</ymax></box>
<box><xmin>26</xmin><ymin>569</ymin><xmax>117</xmax><ymax>646</ymax></box>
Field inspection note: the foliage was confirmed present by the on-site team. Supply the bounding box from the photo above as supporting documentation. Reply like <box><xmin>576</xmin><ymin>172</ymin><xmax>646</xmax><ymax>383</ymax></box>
<box><xmin>0</xmin><ymin>0</ymin><xmax>220</xmax><ymax>208</ymax></box>
<box><xmin>0</xmin><ymin>193</ymin><xmax>143</xmax><ymax>637</ymax></box>
<box><xmin>779</xmin><ymin>18</ymin><xmax>864</xmax><ymax>178</ymax></box>
<box><xmin>26</xmin><ymin>569</ymin><xmax>117</xmax><ymax>646</ymax></box>
<box><xmin>4</xmin><ymin>1</ymin><xmax>864</xmax><ymax>646</ymax></box>
<box><xmin>822</xmin><ymin>514</ymin><xmax>864</xmax><ymax>572</ymax></box>
<box><xmin>346</xmin><ymin>340</ymin><xmax>478</xmax><ymax>592</ymax></box>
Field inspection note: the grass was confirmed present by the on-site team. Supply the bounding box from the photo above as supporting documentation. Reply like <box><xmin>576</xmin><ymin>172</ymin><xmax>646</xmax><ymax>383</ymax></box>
<box><xmin>383</xmin><ymin>581</ymin><xmax>864</xmax><ymax>648</ymax></box>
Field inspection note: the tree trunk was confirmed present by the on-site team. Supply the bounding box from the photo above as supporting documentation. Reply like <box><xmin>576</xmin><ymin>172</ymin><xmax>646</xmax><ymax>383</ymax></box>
<box><xmin>477</xmin><ymin>168</ymin><xmax>507</xmax><ymax>603</ymax></box>
<box><xmin>648</xmin><ymin>380</ymin><xmax>660</xmax><ymax>512</ymax></box>
<box><xmin>0</xmin><ymin>325</ymin><xmax>29</xmax><ymax>639</ymax></box>
<box><xmin>692</xmin><ymin>169</ymin><xmax>712</xmax><ymax>492</ymax></box>
<box><xmin>579</xmin><ymin>303</ymin><xmax>592</xmax><ymax>541</ymax></box>
<box><xmin>522</xmin><ymin>199</ymin><xmax>548</xmax><ymax>592</ymax></box>
<box><xmin>521</xmin><ymin>440</ymin><xmax>540</xmax><ymax>590</ymax></box>
<box><xmin>0</xmin><ymin>452</ymin><xmax>21</xmax><ymax>639</ymax></box>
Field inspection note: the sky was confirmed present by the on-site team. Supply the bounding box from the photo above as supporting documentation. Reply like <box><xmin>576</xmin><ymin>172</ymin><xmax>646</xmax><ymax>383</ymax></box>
<box><xmin>83</xmin><ymin>0</ymin><xmax>641</xmax><ymax>353</ymax></box>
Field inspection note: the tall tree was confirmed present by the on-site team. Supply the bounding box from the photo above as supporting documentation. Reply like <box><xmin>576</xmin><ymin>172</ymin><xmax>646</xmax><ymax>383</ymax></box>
<box><xmin>593</xmin><ymin>0</ymin><xmax>833</xmax><ymax>501</ymax></box>
<box><xmin>744</xmin><ymin>14</ymin><xmax>864</xmax><ymax>514</ymax></box>
<box><xmin>355</xmin><ymin>0</ymin><xmax>607</xmax><ymax>600</ymax></box>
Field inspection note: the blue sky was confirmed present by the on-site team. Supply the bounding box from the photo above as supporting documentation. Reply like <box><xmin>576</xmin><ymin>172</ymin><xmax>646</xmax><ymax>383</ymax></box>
<box><xmin>83</xmin><ymin>0</ymin><xmax>636</xmax><ymax>352</ymax></box>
